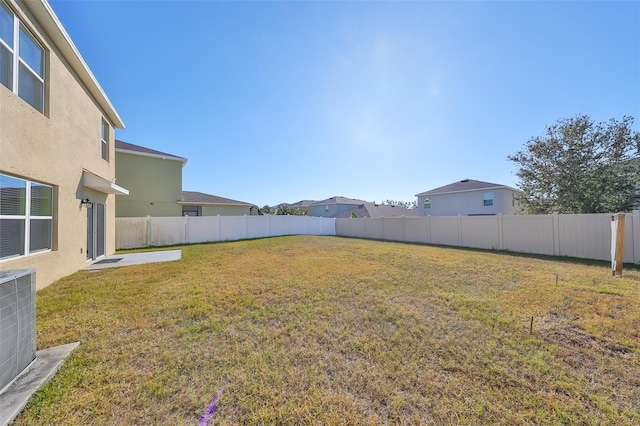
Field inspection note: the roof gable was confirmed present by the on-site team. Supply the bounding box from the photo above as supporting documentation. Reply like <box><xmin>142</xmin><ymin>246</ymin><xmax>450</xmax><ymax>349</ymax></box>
<box><xmin>311</xmin><ymin>196</ymin><xmax>368</xmax><ymax>206</ymax></box>
<box><xmin>416</xmin><ymin>179</ymin><xmax>516</xmax><ymax>196</ymax></box>
<box><xmin>287</xmin><ymin>200</ymin><xmax>316</xmax><ymax>208</ymax></box>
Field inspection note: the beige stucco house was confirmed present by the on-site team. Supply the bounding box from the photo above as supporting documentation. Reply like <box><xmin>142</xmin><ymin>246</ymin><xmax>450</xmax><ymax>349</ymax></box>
<box><xmin>0</xmin><ymin>0</ymin><xmax>127</xmax><ymax>289</ymax></box>
<box><xmin>115</xmin><ymin>140</ymin><xmax>255</xmax><ymax>217</ymax></box>
<box><xmin>416</xmin><ymin>179</ymin><xmax>521</xmax><ymax>217</ymax></box>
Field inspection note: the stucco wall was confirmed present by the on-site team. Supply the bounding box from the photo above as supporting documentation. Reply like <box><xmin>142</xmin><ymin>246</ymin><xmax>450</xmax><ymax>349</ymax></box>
<box><xmin>418</xmin><ymin>188</ymin><xmax>519</xmax><ymax>216</ymax></box>
<box><xmin>0</xmin><ymin>0</ymin><xmax>119</xmax><ymax>289</ymax></box>
<box><xmin>115</xmin><ymin>152</ymin><xmax>183</xmax><ymax>217</ymax></box>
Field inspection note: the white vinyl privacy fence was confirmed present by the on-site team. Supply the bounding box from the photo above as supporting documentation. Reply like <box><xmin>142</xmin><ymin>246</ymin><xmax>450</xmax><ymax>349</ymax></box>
<box><xmin>336</xmin><ymin>212</ymin><xmax>640</xmax><ymax>264</ymax></box>
<box><xmin>116</xmin><ymin>212</ymin><xmax>640</xmax><ymax>264</ymax></box>
<box><xmin>116</xmin><ymin>215</ymin><xmax>336</xmax><ymax>249</ymax></box>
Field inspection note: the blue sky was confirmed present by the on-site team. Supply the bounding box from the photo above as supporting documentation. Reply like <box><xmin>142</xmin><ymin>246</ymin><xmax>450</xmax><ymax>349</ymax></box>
<box><xmin>50</xmin><ymin>0</ymin><xmax>639</xmax><ymax>208</ymax></box>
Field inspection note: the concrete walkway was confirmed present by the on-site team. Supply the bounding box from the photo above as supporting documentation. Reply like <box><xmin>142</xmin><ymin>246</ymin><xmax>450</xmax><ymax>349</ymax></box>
<box><xmin>0</xmin><ymin>342</ymin><xmax>79</xmax><ymax>426</ymax></box>
<box><xmin>85</xmin><ymin>249</ymin><xmax>182</xmax><ymax>270</ymax></box>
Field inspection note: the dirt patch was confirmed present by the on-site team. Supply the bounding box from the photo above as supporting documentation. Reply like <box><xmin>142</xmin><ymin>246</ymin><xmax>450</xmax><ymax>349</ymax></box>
<box><xmin>535</xmin><ymin>310</ymin><xmax>640</xmax><ymax>415</ymax></box>
<box><xmin>538</xmin><ymin>311</ymin><xmax>633</xmax><ymax>359</ymax></box>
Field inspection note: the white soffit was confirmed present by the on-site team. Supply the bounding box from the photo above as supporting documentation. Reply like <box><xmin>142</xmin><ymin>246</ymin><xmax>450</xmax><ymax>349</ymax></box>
<box><xmin>82</xmin><ymin>172</ymin><xmax>129</xmax><ymax>195</ymax></box>
<box><xmin>21</xmin><ymin>1</ymin><xmax>125</xmax><ymax>129</ymax></box>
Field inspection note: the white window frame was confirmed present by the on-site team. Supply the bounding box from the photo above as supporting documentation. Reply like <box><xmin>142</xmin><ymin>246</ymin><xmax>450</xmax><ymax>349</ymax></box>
<box><xmin>423</xmin><ymin>197</ymin><xmax>431</xmax><ymax>210</ymax></box>
<box><xmin>0</xmin><ymin>174</ymin><xmax>53</xmax><ymax>261</ymax></box>
<box><xmin>182</xmin><ymin>205</ymin><xmax>201</xmax><ymax>216</ymax></box>
<box><xmin>483</xmin><ymin>192</ymin><xmax>494</xmax><ymax>207</ymax></box>
<box><xmin>101</xmin><ymin>120</ymin><xmax>109</xmax><ymax>161</ymax></box>
<box><xmin>0</xmin><ymin>0</ymin><xmax>45</xmax><ymax>113</ymax></box>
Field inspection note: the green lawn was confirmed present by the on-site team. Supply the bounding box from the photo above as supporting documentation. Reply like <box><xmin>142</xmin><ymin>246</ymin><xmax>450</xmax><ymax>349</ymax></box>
<box><xmin>16</xmin><ymin>236</ymin><xmax>640</xmax><ymax>425</ymax></box>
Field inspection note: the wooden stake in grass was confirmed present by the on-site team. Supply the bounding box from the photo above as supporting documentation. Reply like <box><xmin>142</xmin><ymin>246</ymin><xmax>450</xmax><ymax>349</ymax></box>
<box><xmin>555</xmin><ymin>274</ymin><xmax>558</xmax><ymax>286</ymax></box>
<box><xmin>529</xmin><ymin>316</ymin><xmax>534</xmax><ymax>335</ymax></box>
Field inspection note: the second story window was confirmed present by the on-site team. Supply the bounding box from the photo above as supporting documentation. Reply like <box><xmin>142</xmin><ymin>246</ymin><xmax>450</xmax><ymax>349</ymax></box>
<box><xmin>0</xmin><ymin>0</ymin><xmax>45</xmax><ymax>113</ymax></box>
<box><xmin>423</xmin><ymin>197</ymin><xmax>431</xmax><ymax>210</ymax></box>
<box><xmin>101</xmin><ymin>120</ymin><xmax>109</xmax><ymax>160</ymax></box>
<box><xmin>483</xmin><ymin>192</ymin><xmax>494</xmax><ymax>207</ymax></box>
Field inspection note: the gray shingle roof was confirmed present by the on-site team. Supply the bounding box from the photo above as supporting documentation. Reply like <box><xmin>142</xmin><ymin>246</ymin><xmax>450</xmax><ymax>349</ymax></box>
<box><xmin>416</xmin><ymin>179</ymin><xmax>513</xmax><ymax>197</ymax></box>
<box><xmin>286</xmin><ymin>200</ymin><xmax>317</xmax><ymax>208</ymax></box>
<box><xmin>179</xmin><ymin>191</ymin><xmax>253</xmax><ymax>206</ymax></box>
<box><xmin>115</xmin><ymin>140</ymin><xmax>186</xmax><ymax>163</ymax></box>
<box><xmin>333</xmin><ymin>203</ymin><xmax>419</xmax><ymax>218</ymax></box>
<box><xmin>310</xmin><ymin>196</ymin><xmax>368</xmax><ymax>206</ymax></box>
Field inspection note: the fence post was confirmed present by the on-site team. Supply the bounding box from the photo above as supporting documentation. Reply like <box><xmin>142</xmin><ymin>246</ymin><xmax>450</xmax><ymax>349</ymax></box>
<box><xmin>498</xmin><ymin>214</ymin><xmax>504</xmax><ymax>250</ymax></box>
<box><xmin>552</xmin><ymin>213</ymin><xmax>560</xmax><ymax>256</ymax></box>
<box><xmin>217</xmin><ymin>215</ymin><xmax>221</xmax><ymax>241</ymax></box>
<box><xmin>382</xmin><ymin>217</ymin><xmax>386</xmax><ymax>241</ymax></box>
<box><xmin>632</xmin><ymin>210</ymin><xmax>640</xmax><ymax>264</ymax></box>
<box><xmin>457</xmin><ymin>214</ymin><xmax>462</xmax><ymax>247</ymax></box>
<box><xmin>426</xmin><ymin>215</ymin><xmax>431</xmax><ymax>244</ymax></box>
<box><xmin>185</xmin><ymin>215</ymin><xmax>190</xmax><ymax>244</ymax></box>
<box><xmin>146</xmin><ymin>215</ymin><xmax>151</xmax><ymax>247</ymax></box>
<box><xmin>402</xmin><ymin>216</ymin><xmax>406</xmax><ymax>242</ymax></box>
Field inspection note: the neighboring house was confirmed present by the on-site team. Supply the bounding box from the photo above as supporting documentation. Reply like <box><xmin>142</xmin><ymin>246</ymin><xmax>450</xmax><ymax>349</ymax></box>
<box><xmin>179</xmin><ymin>191</ymin><xmax>254</xmax><ymax>216</ymax></box>
<box><xmin>308</xmin><ymin>196</ymin><xmax>369</xmax><ymax>217</ymax></box>
<box><xmin>115</xmin><ymin>141</ymin><xmax>255</xmax><ymax>217</ymax></box>
<box><xmin>334</xmin><ymin>203</ymin><xmax>419</xmax><ymax>218</ymax></box>
<box><xmin>0</xmin><ymin>0</ymin><xmax>127</xmax><ymax>289</ymax></box>
<box><xmin>115</xmin><ymin>140</ymin><xmax>186</xmax><ymax>217</ymax></box>
<box><xmin>416</xmin><ymin>179</ymin><xmax>520</xmax><ymax>217</ymax></box>
<box><xmin>275</xmin><ymin>200</ymin><xmax>316</xmax><ymax>215</ymax></box>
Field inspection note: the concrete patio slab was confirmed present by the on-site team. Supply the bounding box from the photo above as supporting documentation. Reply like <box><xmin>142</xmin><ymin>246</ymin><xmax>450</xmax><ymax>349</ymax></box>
<box><xmin>0</xmin><ymin>342</ymin><xmax>80</xmax><ymax>426</ymax></box>
<box><xmin>84</xmin><ymin>249</ymin><xmax>182</xmax><ymax>270</ymax></box>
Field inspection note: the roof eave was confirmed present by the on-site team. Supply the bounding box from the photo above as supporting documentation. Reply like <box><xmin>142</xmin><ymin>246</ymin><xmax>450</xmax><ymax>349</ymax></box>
<box><xmin>22</xmin><ymin>0</ymin><xmax>125</xmax><ymax>129</ymax></box>
<box><xmin>417</xmin><ymin>185</ymin><xmax>518</xmax><ymax>197</ymax></box>
<box><xmin>115</xmin><ymin>148</ymin><xmax>188</xmax><ymax>165</ymax></box>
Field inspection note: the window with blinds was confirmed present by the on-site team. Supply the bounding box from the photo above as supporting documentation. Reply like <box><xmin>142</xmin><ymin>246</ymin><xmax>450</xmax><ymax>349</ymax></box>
<box><xmin>0</xmin><ymin>174</ymin><xmax>53</xmax><ymax>260</ymax></box>
<box><xmin>182</xmin><ymin>205</ymin><xmax>201</xmax><ymax>216</ymax></box>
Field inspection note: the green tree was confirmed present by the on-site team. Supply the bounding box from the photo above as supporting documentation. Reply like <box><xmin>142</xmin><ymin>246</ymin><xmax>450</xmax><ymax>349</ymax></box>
<box><xmin>260</xmin><ymin>205</ymin><xmax>272</xmax><ymax>215</ymax></box>
<box><xmin>381</xmin><ymin>199</ymin><xmax>418</xmax><ymax>209</ymax></box>
<box><xmin>508</xmin><ymin>115</ymin><xmax>640</xmax><ymax>214</ymax></box>
<box><xmin>276</xmin><ymin>204</ymin><xmax>305</xmax><ymax>215</ymax></box>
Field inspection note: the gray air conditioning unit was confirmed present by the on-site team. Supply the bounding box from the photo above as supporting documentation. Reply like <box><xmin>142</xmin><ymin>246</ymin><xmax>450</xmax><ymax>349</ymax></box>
<box><xmin>0</xmin><ymin>269</ymin><xmax>36</xmax><ymax>394</ymax></box>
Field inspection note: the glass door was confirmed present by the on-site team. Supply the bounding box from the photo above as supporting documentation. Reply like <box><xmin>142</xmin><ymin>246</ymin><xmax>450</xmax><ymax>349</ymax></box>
<box><xmin>96</xmin><ymin>203</ymin><xmax>105</xmax><ymax>258</ymax></box>
<box><xmin>86</xmin><ymin>203</ymin><xmax>105</xmax><ymax>259</ymax></box>
<box><xmin>86</xmin><ymin>204</ymin><xmax>93</xmax><ymax>260</ymax></box>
